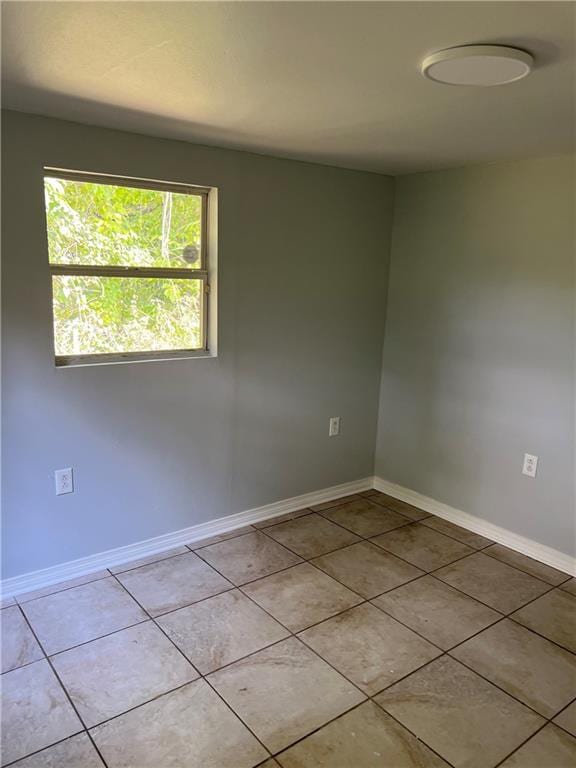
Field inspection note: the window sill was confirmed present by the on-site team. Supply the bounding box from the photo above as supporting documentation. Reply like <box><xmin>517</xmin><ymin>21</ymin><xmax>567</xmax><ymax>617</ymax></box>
<box><xmin>55</xmin><ymin>349</ymin><xmax>215</xmax><ymax>368</ymax></box>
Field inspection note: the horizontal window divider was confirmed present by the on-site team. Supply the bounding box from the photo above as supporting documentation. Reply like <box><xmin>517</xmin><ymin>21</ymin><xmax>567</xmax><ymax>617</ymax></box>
<box><xmin>44</xmin><ymin>168</ymin><xmax>211</xmax><ymax>197</ymax></box>
<box><xmin>50</xmin><ymin>264</ymin><xmax>208</xmax><ymax>280</ymax></box>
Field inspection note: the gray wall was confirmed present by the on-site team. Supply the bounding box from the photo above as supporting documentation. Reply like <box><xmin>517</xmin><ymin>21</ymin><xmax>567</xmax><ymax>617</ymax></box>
<box><xmin>2</xmin><ymin>110</ymin><xmax>394</xmax><ymax>578</ymax></box>
<box><xmin>376</xmin><ymin>156</ymin><xmax>575</xmax><ymax>555</ymax></box>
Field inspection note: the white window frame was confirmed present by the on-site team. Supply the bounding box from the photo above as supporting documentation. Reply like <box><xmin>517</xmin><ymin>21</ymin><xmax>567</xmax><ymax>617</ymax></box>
<box><xmin>45</xmin><ymin>168</ymin><xmax>216</xmax><ymax>367</ymax></box>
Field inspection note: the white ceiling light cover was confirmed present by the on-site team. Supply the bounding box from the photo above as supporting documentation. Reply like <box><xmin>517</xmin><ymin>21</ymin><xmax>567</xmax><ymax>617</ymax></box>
<box><xmin>422</xmin><ymin>45</ymin><xmax>534</xmax><ymax>86</ymax></box>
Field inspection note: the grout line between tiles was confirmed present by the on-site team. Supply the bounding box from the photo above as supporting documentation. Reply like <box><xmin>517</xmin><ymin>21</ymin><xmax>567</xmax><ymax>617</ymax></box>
<box><xmin>550</xmin><ymin>695</ymin><xmax>576</xmax><ymax>739</ymax></box>
<box><xmin>364</xmin><ymin>702</ymin><xmax>459</xmax><ymax>768</ymax></box>
<box><xmin>13</xmin><ymin>605</ymin><xmax>111</xmax><ymax>768</ymax></box>
<box><xmin>370</xmin><ymin>536</ymin><xmax>480</xmax><ymax>573</ymax></box>
<box><xmin>192</xmin><ymin>544</ymin><xmax>305</xmax><ymax>587</ymax></box>
<box><xmin>367</xmin><ymin>497</ymin><xmax>432</xmax><ymax>522</ymax></box>
<box><xmin>107</xmin><ymin>572</ymin><xmax>274</xmax><ymax>761</ymax></box>
<box><xmin>289</xmin><ymin>553</ymin><xmax>576</xmax><ymax>725</ymax></box>
<box><xmin>186</xmin><ymin>526</ymin><xmax>257</xmax><ymax>552</ymax></box>
<box><xmin>506</xmin><ymin>611</ymin><xmax>576</xmax><ymax>656</ymax></box>
<box><xmin>426</xmin><ymin>564</ymin><xmax>557</xmax><ymax>614</ymax></box>
<box><xmin>371</xmin><ymin>497</ymin><xmax>573</xmax><ymax>584</ymax></box>
<box><xmin>129</xmin><ymin>543</ymin><xmax>392</xmax><ymax>758</ymax></box>
<box><xmin>14</xmin><ymin>570</ymin><xmax>114</xmax><ymax>606</ymax></box>
<box><xmin>193</xmin><ymin>563</ymin><xmax>451</xmax><ymax>765</ymax></box>
<box><xmin>418</xmin><ymin>518</ymin><xmax>495</xmax><ymax>550</ymax></box>
<box><xmin>443</xmin><ymin>650</ymin><xmax>558</xmax><ymax>720</ymax></box>
<box><xmin>252</xmin><ymin>508</ymin><xmax>316</xmax><ymax>530</ymax></box>
<box><xmin>3</xmin><ymin>615</ymin><xmax>153</xmax><ymax>667</ymax></box>
<box><xmin>85</xmin><ymin>679</ymin><xmax>203</xmax><ymax>731</ymax></box>
<box><xmin>255</xmin><ymin>507</ymin><xmax>489</xmax><ymax>591</ymax></box>
<box><xmin>258</xmin><ymin>528</ymin><xmax>364</xmax><ymax>561</ymax></box>
<box><xmin>279</xmin><ymin>695</ymin><xmax>458</xmax><ymax>768</ymax></box>
<box><xmin>190</xmin><ymin>536</ymin><xmax>545</xmax><ymax>764</ymax></box>
<box><xmin>107</xmin><ymin>548</ymin><xmax>193</xmax><ymax>575</ymax></box>
<box><xmin>241</xmin><ymin>526</ymin><xmax>576</xmax><ymax>751</ymax></box>
<box><xmin>1</xmin><ymin>734</ymin><xmax>96</xmax><ymax>768</ymax></box>
<box><xmin>370</xmin><ymin>592</ymin><xmax>506</xmax><ymax>653</ymax></box>
<box><xmin>315</xmin><ymin>507</ymin><xmax>415</xmax><ymax>538</ymax></box>
<box><xmin>491</xmin><ymin>719</ymin><xmax>552</xmax><ymax>768</ymax></box>
<box><xmin>254</xmin><ymin>514</ymin><xmax>510</xmax><ymax>619</ymax></box>
<box><xmin>0</xmin><ymin>605</ymin><xmax>47</xmax><ymax>675</ymax></box>
<box><xmin>479</xmin><ymin>547</ymin><xmax>573</xmax><ymax>587</ymax></box>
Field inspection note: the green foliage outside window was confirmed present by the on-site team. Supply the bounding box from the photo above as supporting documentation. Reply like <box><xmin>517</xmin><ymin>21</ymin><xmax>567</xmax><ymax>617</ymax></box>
<box><xmin>44</xmin><ymin>176</ymin><xmax>205</xmax><ymax>357</ymax></box>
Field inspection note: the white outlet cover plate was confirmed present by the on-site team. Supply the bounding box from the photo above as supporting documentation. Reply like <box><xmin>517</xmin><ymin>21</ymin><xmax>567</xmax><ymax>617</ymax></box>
<box><xmin>522</xmin><ymin>454</ymin><xmax>538</xmax><ymax>478</ymax></box>
<box><xmin>329</xmin><ymin>417</ymin><xmax>341</xmax><ymax>437</ymax></box>
<box><xmin>55</xmin><ymin>468</ymin><xmax>74</xmax><ymax>495</ymax></box>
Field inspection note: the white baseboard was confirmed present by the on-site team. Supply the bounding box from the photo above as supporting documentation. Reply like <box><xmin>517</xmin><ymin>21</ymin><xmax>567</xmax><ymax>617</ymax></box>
<box><xmin>4</xmin><ymin>474</ymin><xmax>572</xmax><ymax>599</ymax></box>
<box><xmin>374</xmin><ymin>476</ymin><xmax>576</xmax><ymax>577</ymax></box>
<box><xmin>1</xmin><ymin>477</ymin><xmax>372</xmax><ymax>599</ymax></box>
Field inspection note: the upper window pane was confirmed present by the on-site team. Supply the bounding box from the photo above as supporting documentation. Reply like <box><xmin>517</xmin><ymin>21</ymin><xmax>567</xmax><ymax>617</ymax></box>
<box><xmin>44</xmin><ymin>175</ymin><xmax>204</xmax><ymax>269</ymax></box>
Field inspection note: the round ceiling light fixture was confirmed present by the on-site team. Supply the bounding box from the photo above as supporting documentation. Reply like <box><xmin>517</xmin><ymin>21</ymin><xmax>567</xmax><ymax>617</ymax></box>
<box><xmin>421</xmin><ymin>45</ymin><xmax>533</xmax><ymax>86</ymax></box>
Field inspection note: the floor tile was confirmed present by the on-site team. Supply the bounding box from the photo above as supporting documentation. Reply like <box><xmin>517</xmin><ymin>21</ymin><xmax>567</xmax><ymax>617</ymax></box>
<box><xmin>483</xmin><ymin>544</ymin><xmax>571</xmax><ymax>585</ymax></box>
<box><xmin>312</xmin><ymin>541</ymin><xmax>423</xmax><ymax>598</ymax></box>
<box><xmin>560</xmin><ymin>578</ymin><xmax>576</xmax><ymax>596</ymax></box>
<box><xmin>157</xmin><ymin>589</ymin><xmax>289</xmax><ymax>674</ymax></box>
<box><xmin>359</xmin><ymin>490</ymin><xmax>395</xmax><ymax>503</ymax></box>
<box><xmin>451</xmin><ymin>619</ymin><xmax>576</xmax><ymax>717</ymax></box>
<box><xmin>319</xmin><ymin>498</ymin><xmax>410</xmax><ymax>537</ymax></box>
<box><xmin>109</xmin><ymin>546</ymin><xmax>189</xmax><ymax>574</ymax></box>
<box><xmin>434</xmin><ymin>552</ymin><xmax>551</xmax><ymax>613</ymax></box>
<box><xmin>242</xmin><ymin>563</ymin><xmax>362</xmax><ymax>632</ymax></box>
<box><xmin>298</xmin><ymin>603</ymin><xmax>440</xmax><ymax>694</ymax></box>
<box><xmin>1</xmin><ymin>595</ymin><xmax>16</xmax><ymax>608</ymax></box>
<box><xmin>276</xmin><ymin>700</ymin><xmax>450</xmax><ymax>768</ymax></box>
<box><xmin>21</xmin><ymin>577</ymin><xmax>147</xmax><ymax>654</ymax></box>
<box><xmin>309</xmin><ymin>494</ymin><xmax>361</xmax><ymax>512</ymax></box>
<box><xmin>511</xmin><ymin>588</ymin><xmax>576</xmax><ymax>653</ymax></box>
<box><xmin>369</xmin><ymin>493</ymin><xmax>431</xmax><ymax>521</ymax></box>
<box><xmin>52</xmin><ymin>621</ymin><xmax>198</xmax><ymax>727</ymax></box>
<box><xmin>499</xmin><ymin>724</ymin><xmax>576</xmax><ymax>768</ymax></box>
<box><xmin>189</xmin><ymin>525</ymin><xmax>256</xmax><ymax>548</ymax></box>
<box><xmin>376</xmin><ymin>656</ymin><xmax>544</xmax><ymax>768</ymax></box>
<box><xmin>258</xmin><ymin>761</ymin><xmax>281</xmax><ymax>768</ymax></box>
<box><xmin>116</xmin><ymin>551</ymin><xmax>231</xmax><ymax>616</ymax></box>
<box><xmin>373</xmin><ymin>575</ymin><xmax>500</xmax><ymax>649</ymax></box>
<box><xmin>253</xmin><ymin>509</ymin><xmax>311</xmax><ymax>529</ymax></box>
<box><xmin>16</xmin><ymin>571</ymin><xmax>110</xmax><ymax>603</ymax></box>
<box><xmin>10</xmin><ymin>734</ymin><xmax>104</xmax><ymax>767</ymax></box>
<box><xmin>1</xmin><ymin>605</ymin><xmax>44</xmax><ymax>672</ymax></box>
<box><xmin>554</xmin><ymin>700</ymin><xmax>576</xmax><ymax>738</ymax></box>
<box><xmin>1</xmin><ymin>659</ymin><xmax>83</xmax><ymax>766</ymax></box>
<box><xmin>263</xmin><ymin>513</ymin><xmax>360</xmax><ymax>558</ymax></box>
<box><xmin>91</xmin><ymin>679</ymin><xmax>267</xmax><ymax>768</ymax></box>
<box><xmin>208</xmin><ymin>637</ymin><xmax>365</xmax><ymax>754</ymax></box>
<box><xmin>371</xmin><ymin>524</ymin><xmax>474</xmax><ymax>571</ymax></box>
<box><xmin>420</xmin><ymin>517</ymin><xmax>493</xmax><ymax>549</ymax></box>
<box><xmin>195</xmin><ymin>531</ymin><xmax>302</xmax><ymax>585</ymax></box>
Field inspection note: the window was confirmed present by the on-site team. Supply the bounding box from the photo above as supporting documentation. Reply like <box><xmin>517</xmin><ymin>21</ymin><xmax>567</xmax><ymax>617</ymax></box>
<box><xmin>44</xmin><ymin>169</ymin><xmax>214</xmax><ymax>366</ymax></box>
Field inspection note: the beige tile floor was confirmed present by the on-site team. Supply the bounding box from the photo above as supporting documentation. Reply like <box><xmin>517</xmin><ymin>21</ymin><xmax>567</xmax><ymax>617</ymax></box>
<box><xmin>2</xmin><ymin>489</ymin><xmax>576</xmax><ymax>768</ymax></box>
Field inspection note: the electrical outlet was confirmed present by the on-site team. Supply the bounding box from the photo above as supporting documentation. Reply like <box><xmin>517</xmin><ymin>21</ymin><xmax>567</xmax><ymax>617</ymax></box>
<box><xmin>522</xmin><ymin>454</ymin><xmax>538</xmax><ymax>478</ymax></box>
<box><xmin>329</xmin><ymin>416</ymin><xmax>341</xmax><ymax>437</ymax></box>
<box><xmin>55</xmin><ymin>468</ymin><xmax>74</xmax><ymax>495</ymax></box>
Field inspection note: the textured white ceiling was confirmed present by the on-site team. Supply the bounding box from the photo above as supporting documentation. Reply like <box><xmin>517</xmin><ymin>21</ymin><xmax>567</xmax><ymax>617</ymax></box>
<box><xmin>2</xmin><ymin>1</ymin><xmax>574</xmax><ymax>174</ymax></box>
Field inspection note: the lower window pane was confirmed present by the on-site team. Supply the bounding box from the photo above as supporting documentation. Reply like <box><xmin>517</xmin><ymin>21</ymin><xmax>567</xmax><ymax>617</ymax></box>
<box><xmin>52</xmin><ymin>275</ymin><xmax>203</xmax><ymax>356</ymax></box>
